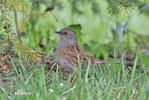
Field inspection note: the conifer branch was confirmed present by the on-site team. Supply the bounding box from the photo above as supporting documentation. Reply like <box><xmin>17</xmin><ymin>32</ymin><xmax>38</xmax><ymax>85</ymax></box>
<box><xmin>4</xmin><ymin>0</ymin><xmax>11</xmax><ymax>41</ymax></box>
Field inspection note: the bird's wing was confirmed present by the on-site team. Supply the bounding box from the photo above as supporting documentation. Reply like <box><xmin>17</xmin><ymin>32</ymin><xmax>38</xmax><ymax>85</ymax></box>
<box><xmin>59</xmin><ymin>44</ymin><xmax>98</xmax><ymax>66</ymax></box>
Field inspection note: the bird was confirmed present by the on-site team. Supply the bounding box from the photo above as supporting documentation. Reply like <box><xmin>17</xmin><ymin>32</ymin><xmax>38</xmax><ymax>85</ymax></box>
<box><xmin>56</xmin><ymin>27</ymin><xmax>117</xmax><ymax>72</ymax></box>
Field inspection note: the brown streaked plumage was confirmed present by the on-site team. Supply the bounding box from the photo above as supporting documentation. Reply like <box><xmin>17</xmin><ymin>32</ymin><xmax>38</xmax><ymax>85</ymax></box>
<box><xmin>56</xmin><ymin>28</ymin><xmax>115</xmax><ymax>72</ymax></box>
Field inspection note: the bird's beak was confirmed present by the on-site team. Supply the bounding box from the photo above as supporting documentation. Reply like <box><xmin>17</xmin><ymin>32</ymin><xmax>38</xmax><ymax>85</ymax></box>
<box><xmin>55</xmin><ymin>31</ymin><xmax>62</xmax><ymax>34</ymax></box>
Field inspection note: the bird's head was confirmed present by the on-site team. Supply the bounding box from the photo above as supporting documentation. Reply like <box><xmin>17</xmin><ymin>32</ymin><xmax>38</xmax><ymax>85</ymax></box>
<box><xmin>56</xmin><ymin>28</ymin><xmax>78</xmax><ymax>44</ymax></box>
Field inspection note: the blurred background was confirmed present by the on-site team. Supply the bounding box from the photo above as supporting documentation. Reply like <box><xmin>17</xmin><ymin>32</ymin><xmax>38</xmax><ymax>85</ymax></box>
<box><xmin>0</xmin><ymin>0</ymin><xmax>149</xmax><ymax>61</ymax></box>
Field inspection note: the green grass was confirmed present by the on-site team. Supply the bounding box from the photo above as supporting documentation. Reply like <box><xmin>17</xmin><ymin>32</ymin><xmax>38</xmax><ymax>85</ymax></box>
<box><xmin>0</xmin><ymin>56</ymin><xmax>149</xmax><ymax>100</ymax></box>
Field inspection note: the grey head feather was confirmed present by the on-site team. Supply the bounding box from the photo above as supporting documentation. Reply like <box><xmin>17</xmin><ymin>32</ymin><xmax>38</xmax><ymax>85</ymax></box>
<box><xmin>56</xmin><ymin>28</ymin><xmax>78</xmax><ymax>49</ymax></box>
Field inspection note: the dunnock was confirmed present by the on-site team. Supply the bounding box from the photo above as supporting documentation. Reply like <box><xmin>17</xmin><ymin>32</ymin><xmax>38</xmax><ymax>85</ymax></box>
<box><xmin>56</xmin><ymin>28</ymin><xmax>115</xmax><ymax>72</ymax></box>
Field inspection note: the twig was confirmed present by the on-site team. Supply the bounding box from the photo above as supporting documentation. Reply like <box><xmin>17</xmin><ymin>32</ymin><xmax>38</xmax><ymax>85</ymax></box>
<box><xmin>63</xmin><ymin>85</ymin><xmax>76</xmax><ymax>95</ymax></box>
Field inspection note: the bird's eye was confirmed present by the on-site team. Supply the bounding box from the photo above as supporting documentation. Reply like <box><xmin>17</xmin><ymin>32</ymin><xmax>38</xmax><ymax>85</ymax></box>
<box><xmin>64</xmin><ymin>32</ymin><xmax>67</xmax><ymax>35</ymax></box>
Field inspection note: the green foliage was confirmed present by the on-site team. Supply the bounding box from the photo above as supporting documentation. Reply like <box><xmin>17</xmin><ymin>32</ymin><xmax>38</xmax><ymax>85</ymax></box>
<box><xmin>69</xmin><ymin>24</ymin><xmax>83</xmax><ymax>44</ymax></box>
<box><xmin>106</xmin><ymin>0</ymin><xmax>138</xmax><ymax>14</ymax></box>
<box><xmin>68</xmin><ymin>0</ymin><xmax>138</xmax><ymax>15</ymax></box>
<box><xmin>139</xmin><ymin>2</ymin><xmax>149</xmax><ymax>16</ymax></box>
<box><xmin>0</xmin><ymin>0</ymin><xmax>148</xmax><ymax>55</ymax></box>
<box><xmin>141</xmin><ymin>52</ymin><xmax>149</xmax><ymax>65</ymax></box>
